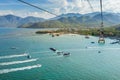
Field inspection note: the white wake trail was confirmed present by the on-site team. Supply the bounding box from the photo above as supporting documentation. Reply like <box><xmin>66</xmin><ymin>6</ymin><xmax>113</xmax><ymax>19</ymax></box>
<box><xmin>0</xmin><ymin>53</ymin><xmax>28</xmax><ymax>59</ymax></box>
<box><xmin>0</xmin><ymin>58</ymin><xmax>38</xmax><ymax>66</ymax></box>
<box><xmin>0</xmin><ymin>64</ymin><xmax>42</xmax><ymax>74</ymax></box>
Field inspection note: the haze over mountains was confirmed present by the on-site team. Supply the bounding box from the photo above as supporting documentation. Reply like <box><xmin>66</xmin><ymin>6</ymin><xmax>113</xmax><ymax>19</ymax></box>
<box><xmin>1</xmin><ymin>12</ymin><xmax>120</xmax><ymax>28</ymax></box>
<box><xmin>0</xmin><ymin>15</ymin><xmax>45</xmax><ymax>27</ymax></box>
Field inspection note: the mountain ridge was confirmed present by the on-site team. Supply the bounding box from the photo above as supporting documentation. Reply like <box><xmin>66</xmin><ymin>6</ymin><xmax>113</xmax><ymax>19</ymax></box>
<box><xmin>0</xmin><ymin>14</ymin><xmax>45</xmax><ymax>27</ymax></box>
<box><xmin>24</xmin><ymin>12</ymin><xmax>120</xmax><ymax>28</ymax></box>
<box><xmin>1</xmin><ymin>12</ymin><xmax>120</xmax><ymax>28</ymax></box>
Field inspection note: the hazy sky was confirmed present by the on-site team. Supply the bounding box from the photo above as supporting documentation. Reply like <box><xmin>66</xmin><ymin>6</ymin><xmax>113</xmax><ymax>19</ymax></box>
<box><xmin>0</xmin><ymin>0</ymin><xmax>120</xmax><ymax>19</ymax></box>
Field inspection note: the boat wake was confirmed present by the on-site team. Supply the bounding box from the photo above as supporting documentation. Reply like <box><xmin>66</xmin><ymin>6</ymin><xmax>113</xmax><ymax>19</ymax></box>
<box><xmin>0</xmin><ymin>64</ymin><xmax>41</xmax><ymax>74</ymax></box>
<box><xmin>0</xmin><ymin>58</ymin><xmax>38</xmax><ymax>66</ymax></box>
<box><xmin>88</xmin><ymin>47</ymin><xmax>120</xmax><ymax>50</ymax></box>
<box><xmin>0</xmin><ymin>53</ymin><xmax>28</xmax><ymax>59</ymax></box>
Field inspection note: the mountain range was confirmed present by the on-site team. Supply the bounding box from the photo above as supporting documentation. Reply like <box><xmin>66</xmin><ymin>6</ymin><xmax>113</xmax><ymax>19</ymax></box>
<box><xmin>19</xmin><ymin>12</ymin><xmax>120</xmax><ymax>28</ymax></box>
<box><xmin>0</xmin><ymin>15</ymin><xmax>45</xmax><ymax>27</ymax></box>
<box><xmin>1</xmin><ymin>12</ymin><xmax>120</xmax><ymax>28</ymax></box>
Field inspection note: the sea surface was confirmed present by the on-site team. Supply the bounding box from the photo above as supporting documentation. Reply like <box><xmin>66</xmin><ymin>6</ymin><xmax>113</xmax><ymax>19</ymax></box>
<box><xmin>0</xmin><ymin>27</ymin><xmax>120</xmax><ymax>80</ymax></box>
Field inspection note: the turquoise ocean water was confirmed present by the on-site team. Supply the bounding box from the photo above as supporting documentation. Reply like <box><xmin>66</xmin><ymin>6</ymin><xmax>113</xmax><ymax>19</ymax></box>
<box><xmin>0</xmin><ymin>27</ymin><xmax>120</xmax><ymax>80</ymax></box>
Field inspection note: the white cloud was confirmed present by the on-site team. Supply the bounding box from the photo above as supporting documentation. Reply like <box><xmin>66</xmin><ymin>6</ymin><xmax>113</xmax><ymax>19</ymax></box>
<box><xmin>103</xmin><ymin>0</ymin><xmax>120</xmax><ymax>13</ymax></box>
<box><xmin>47</xmin><ymin>0</ymin><xmax>99</xmax><ymax>14</ymax></box>
<box><xmin>48</xmin><ymin>0</ymin><xmax>68</xmax><ymax>7</ymax></box>
<box><xmin>53</xmin><ymin>8</ymin><xmax>61</xmax><ymax>14</ymax></box>
<box><xmin>71</xmin><ymin>0</ymin><xmax>83</xmax><ymax>8</ymax></box>
<box><xmin>0</xmin><ymin>10</ymin><xmax>55</xmax><ymax>19</ymax></box>
<box><xmin>59</xmin><ymin>0</ymin><xmax>92</xmax><ymax>14</ymax></box>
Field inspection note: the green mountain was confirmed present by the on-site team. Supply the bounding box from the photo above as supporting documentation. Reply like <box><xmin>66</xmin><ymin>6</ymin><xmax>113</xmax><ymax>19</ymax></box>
<box><xmin>19</xmin><ymin>12</ymin><xmax>120</xmax><ymax>28</ymax></box>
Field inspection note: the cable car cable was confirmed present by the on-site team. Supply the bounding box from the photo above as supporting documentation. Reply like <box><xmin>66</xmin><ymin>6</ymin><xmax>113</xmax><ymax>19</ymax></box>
<box><xmin>18</xmin><ymin>0</ymin><xmax>58</xmax><ymax>16</ymax></box>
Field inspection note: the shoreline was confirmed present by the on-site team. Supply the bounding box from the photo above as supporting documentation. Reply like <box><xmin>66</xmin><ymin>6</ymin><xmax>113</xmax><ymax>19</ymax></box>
<box><xmin>35</xmin><ymin>28</ymin><xmax>120</xmax><ymax>40</ymax></box>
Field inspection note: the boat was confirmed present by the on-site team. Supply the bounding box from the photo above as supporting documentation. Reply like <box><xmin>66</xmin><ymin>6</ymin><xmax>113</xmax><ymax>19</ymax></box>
<box><xmin>91</xmin><ymin>42</ymin><xmax>95</xmax><ymax>44</ymax></box>
<box><xmin>27</xmin><ymin>55</ymin><xmax>31</xmax><ymax>59</ymax></box>
<box><xmin>24</xmin><ymin>51</ymin><xmax>31</xmax><ymax>59</ymax></box>
<box><xmin>57</xmin><ymin>51</ymin><xmax>63</xmax><ymax>55</ymax></box>
<box><xmin>11</xmin><ymin>47</ymin><xmax>17</xmax><ymax>49</ymax></box>
<box><xmin>63</xmin><ymin>52</ymin><xmax>71</xmax><ymax>56</ymax></box>
<box><xmin>49</xmin><ymin>48</ymin><xmax>56</xmax><ymax>52</ymax></box>
<box><xmin>49</xmin><ymin>48</ymin><xmax>70</xmax><ymax>56</ymax></box>
<box><xmin>49</xmin><ymin>48</ymin><xmax>63</xmax><ymax>55</ymax></box>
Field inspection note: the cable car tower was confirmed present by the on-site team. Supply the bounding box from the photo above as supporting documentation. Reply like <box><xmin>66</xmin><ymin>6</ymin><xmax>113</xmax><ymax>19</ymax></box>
<box><xmin>98</xmin><ymin>0</ymin><xmax>105</xmax><ymax>44</ymax></box>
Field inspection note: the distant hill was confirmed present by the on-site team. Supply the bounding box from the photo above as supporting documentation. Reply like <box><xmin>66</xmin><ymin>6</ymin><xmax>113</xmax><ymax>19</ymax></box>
<box><xmin>0</xmin><ymin>15</ymin><xmax>21</xmax><ymax>27</ymax></box>
<box><xmin>50</xmin><ymin>13</ymin><xmax>82</xmax><ymax>20</ymax></box>
<box><xmin>0</xmin><ymin>15</ymin><xmax>45</xmax><ymax>27</ymax></box>
<box><xmin>19</xmin><ymin>12</ymin><xmax>120</xmax><ymax>28</ymax></box>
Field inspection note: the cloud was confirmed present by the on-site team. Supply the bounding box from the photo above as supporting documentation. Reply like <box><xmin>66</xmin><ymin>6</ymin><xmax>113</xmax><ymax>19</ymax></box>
<box><xmin>103</xmin><ymin>0</ymin><xmax>120</xmax><ymax>13</ymax></box>
<box><xmin>47</xmin><ymin>0</ymin><xmax>99</xmax><ymax>14</ymax></box>
<box><xmin>0</xmin><ymin>10</ymin><xmax>14</xmax><ymax>15</ymax></box>
<box><xmin>58</xmin><ymin>0</ymin><xmax>92</xmax><ymax>14</ymax></box>
<box><xmin>0</xmin><ymin>10</ymin><xmax>55</xmax><ymax>19</ymax></box>
<box><xmin>48</xmin><ymin>0</ymin><xmax>68</xmax><ymax>7</ymax></box>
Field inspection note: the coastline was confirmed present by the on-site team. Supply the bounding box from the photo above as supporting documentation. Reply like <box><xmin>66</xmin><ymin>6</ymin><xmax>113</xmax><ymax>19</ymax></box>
<box><xmin>35</xmin><ymin>28</ymin><xmax>120</xmax><ymax>40</ymax></box>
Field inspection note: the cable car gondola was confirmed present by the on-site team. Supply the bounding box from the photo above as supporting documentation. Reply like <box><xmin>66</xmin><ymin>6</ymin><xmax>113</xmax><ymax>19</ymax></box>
<box><xmin>98</xmin><ymin>37</ymin><xmax>105</xmax><ymax>44</ymax></box>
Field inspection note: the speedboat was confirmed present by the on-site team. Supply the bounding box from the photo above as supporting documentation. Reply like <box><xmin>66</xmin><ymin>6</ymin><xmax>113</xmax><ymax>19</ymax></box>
<box><xmin>49</xmin><ymin>48</ymin><xmax>56</xmax><ymax>52</ymax></box>
<box><xmin>49</xmin><ymin>48</ymin><xmax>63</xmax><ymax>55</ymax></box>
<box><xmin>27</xmin><ymin>55</ymin><xmax>31</xmax><ymax>59</ymax></box>
<box><xmin>24</xmin><ymin>51</ymin><xmax>31</xmax><ymax>59</ymax></box>
<box><xmin>57</xmin><ymin>51</ymin><xmax>63</xmax><ymax>55</ymax></box>
<box><xmin>49</xmin><ymin>48</ymin><xmax>71</xmax><ymax>56</ymax></box>
<box><xmin>63</xmin><ymin>52</ymin><xmax>71</xmax><ymax>56</ymax></box>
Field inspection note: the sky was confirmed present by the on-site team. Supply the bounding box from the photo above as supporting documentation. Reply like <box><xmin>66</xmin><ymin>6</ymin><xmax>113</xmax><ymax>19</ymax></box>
<box><xmin>0</xmin><ymin>0</ymin><xmax>120</xmax><ymax>19</ymax></box>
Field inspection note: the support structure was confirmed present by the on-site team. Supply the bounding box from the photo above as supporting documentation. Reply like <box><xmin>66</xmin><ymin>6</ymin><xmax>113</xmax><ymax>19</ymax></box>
<box><xmin>98</xmin><ymin>0</ymin><xmax>105</xmax><ymax>44</ymax></box>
